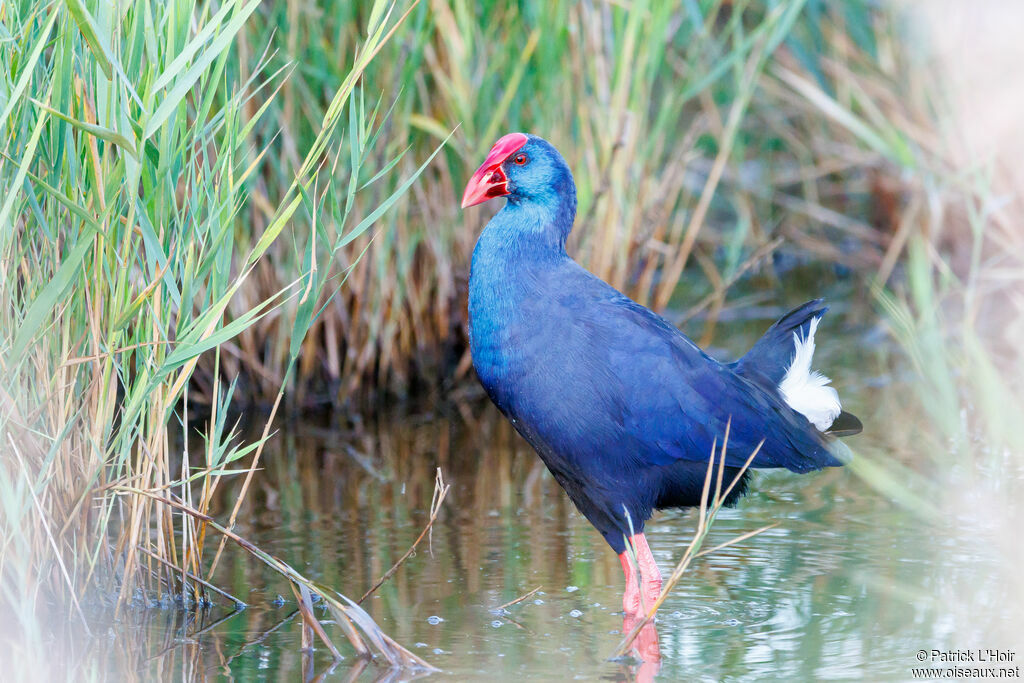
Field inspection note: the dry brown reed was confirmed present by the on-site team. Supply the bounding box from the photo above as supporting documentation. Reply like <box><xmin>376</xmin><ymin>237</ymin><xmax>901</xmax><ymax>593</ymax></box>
<box><xmin>200</xmin><ymin>1</ymin><xmax>925</xmax><ymax>409</ymax></box>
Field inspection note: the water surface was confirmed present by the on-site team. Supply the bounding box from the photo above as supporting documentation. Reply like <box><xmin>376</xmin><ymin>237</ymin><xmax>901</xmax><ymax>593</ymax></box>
<box><xmin>81</xmin><ymin>307</ymin><xmax>1019</xmax><ymax>681</ymax></box>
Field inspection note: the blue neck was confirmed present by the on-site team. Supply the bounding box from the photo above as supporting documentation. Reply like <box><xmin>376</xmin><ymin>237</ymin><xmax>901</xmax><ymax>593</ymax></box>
<box><xmin>468</xmin><ymin>189</ymin><xmax>577</xmax><ymax>402</ymax></box>
<box><xmin>474</xmin><ymin>189</ymin><xmax>577</xmax><ymax>260</ymax></box>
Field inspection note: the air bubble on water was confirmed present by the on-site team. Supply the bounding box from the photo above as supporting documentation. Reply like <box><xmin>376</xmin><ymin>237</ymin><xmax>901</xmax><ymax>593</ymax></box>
<box><xmin>569</xmin><ymin>609</ymin><xmax>583</xmax><ymax>618</ymax></box>
<box><xmin>491</xmin><ymin>620</ymin><xmax>503</xmax><ymax>628</ymax></box>
<box><xmin>427</xmin><ymin>615</ymin><xmax>444</xmax><ymax>625</ymax></box>
<box><xmin>565</xmin><ymin>586</ymin><xmax>579</xmax><ymax>593</ymax></box>
<box><xmin>533</xmin><ymin>599</ymin><xmax>544</xmax><ymax>605</ymax></box>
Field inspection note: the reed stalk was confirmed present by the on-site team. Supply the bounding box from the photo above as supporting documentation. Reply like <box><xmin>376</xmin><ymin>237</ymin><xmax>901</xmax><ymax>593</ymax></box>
<box><xmin>0</xmin><ymin>0</ymin><xmax>442</xmax><ymax>673</ymax></box>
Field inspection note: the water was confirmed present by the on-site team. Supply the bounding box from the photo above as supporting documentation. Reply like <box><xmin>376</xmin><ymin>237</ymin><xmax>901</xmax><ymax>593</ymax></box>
<box><xmin>70</xmin><ymin>310</ymin><xmax>1022</xmax><ymax>681</ymax></box>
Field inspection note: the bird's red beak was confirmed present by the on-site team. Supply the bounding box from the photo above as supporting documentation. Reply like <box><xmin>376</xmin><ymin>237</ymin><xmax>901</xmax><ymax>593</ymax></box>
<box><xmin>460</xmin><ymin>133</ymin><xmax>529</xmax><ymax>209</ymax></box>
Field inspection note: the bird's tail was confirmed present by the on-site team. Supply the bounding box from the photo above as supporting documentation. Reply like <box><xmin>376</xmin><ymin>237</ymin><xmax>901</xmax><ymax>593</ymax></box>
<box><xmin>735</xmin><ymin>299</ymin><xmax>862</xmax><ymax>437</ymax></box>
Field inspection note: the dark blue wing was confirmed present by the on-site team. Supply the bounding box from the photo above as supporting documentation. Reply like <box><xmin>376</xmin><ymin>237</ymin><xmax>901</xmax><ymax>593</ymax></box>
<box><xmin>594</xmin><ymin>293</ymin><xmax>842</xmax><ymax>473</ymax></box>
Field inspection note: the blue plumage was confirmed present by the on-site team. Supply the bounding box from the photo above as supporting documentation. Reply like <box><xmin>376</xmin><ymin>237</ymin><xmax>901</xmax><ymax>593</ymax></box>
<box><xmin>465</xmin><ymin>134</ymin><xmax>856</xmax><ymax>555</ymax></box>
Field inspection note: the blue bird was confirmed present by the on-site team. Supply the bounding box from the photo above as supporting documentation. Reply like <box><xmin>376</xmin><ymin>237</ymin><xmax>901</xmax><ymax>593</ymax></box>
<box><xmin>461</xmin><ymin>133</ymin><xmax>861</xmax><ymax>615</ymax></box>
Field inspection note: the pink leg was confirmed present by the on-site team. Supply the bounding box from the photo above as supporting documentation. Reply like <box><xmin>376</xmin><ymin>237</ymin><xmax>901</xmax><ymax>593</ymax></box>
<box><xmin>619</xmin><ymin>551</ymin><xmax>641</xmax><ymax>615</ymax></box>
<box><xmin>617</xmin><ymin>532</ymin><xmax>663</xmax><ymax>615</ymax></box>
<box><xmin>619</xmin><ymin>533</ymin><xmax>663</xmax><ymax>673</ymax></box>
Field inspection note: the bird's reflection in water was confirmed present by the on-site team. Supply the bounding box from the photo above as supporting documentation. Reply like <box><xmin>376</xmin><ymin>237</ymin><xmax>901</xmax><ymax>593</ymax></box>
<box><xmin>621</xmin><ymin>613</ymin><xmax>661</xmax><ymax>683</ymax></box>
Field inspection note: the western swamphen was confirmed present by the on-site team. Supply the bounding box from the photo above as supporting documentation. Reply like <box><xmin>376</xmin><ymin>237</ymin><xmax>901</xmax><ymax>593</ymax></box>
<box><xmin>461</xmin><ymin>133</ymin><xmax>861</xmax><ymax>615</ymax></box>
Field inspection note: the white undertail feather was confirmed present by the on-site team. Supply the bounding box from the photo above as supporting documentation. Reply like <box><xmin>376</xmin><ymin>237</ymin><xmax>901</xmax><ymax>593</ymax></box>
<box><xmin>778</xmin><ymin>317</ymin><xmax>842</xmax><ymax>431</ymax></box>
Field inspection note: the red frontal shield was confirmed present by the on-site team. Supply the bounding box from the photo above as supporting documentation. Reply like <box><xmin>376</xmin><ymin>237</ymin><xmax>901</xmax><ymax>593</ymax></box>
<box><xmin>461</xmin><ymin>133</ymin><xmax>529</xmax><ymax>208</ymax></box>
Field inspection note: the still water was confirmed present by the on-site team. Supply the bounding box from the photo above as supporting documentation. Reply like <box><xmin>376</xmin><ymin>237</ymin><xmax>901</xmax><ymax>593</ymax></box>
<box><xmin>84</xmin><ymin>309</ymin><xmax>1019</xmax><ymax>681</ymax></box>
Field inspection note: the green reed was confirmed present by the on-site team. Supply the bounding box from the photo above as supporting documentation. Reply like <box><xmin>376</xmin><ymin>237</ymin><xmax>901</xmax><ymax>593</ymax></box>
<box><xmin>0</xmin><ymin>0</ymin><xmax>441</xmax><ymax>674</ymax></box>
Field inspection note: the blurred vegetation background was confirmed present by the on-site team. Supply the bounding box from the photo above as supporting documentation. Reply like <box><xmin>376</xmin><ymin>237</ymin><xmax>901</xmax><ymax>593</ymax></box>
<box><xmin>235</xmin><ymin>0</ymin><xmax>914</xmax><ymax>406</ymax></box>
<box><xmin>2</xmin><ymin>0</ymin><xmax>1022</xmax><ymax>675</ymax></box>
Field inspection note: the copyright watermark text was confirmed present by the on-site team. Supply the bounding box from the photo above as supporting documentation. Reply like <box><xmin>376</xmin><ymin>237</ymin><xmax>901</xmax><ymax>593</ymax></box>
<box><xmin>912</xmin><ymin>649</ymin><xmax>1019</xmax><ymax>680</ymax></box>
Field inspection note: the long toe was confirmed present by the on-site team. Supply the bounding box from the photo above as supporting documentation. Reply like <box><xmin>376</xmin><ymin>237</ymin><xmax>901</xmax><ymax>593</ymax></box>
<box><xmin>640</xmin><ymin>577</ymin><xmax>663</xmax><ymax>613</ymax></box>
<box><xmin>623</xmin><ymin>581</ymin><xmax>642</xmax><ymax>614</ymax></box>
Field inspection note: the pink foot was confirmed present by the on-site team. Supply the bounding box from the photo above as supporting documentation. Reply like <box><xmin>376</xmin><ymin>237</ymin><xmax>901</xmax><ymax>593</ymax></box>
<box><xmin>618</xmin><ymin>533</ymin><xmax>663</xmax><ymax>615</ymax></box>
<box><xmin>618</xmin><ymin>534</ymin><xmax>663</xmax><ymax>679</ymax></box>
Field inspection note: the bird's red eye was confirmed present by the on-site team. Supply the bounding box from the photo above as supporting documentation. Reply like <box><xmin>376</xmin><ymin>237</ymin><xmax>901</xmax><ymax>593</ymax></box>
<box><xmin>513</xmin><ymin>153</ymin><xmax>528</xmax><ymax>165</ymax></box>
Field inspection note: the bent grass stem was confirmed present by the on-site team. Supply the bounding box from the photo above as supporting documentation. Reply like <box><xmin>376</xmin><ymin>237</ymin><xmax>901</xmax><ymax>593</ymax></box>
<box><xmin>116</xmin><ymin>486</ymin><xmax>437</xmax><ymax>671</ymax></box>
<box><xmin>359</xmin><ymin>467</ymin><xmax>450</xmax><ymax>604</ymax></box>
<box><xmin>613</xmin><ymin>429</ymin><xmax>772</xmax><ymax>659</ymax></box>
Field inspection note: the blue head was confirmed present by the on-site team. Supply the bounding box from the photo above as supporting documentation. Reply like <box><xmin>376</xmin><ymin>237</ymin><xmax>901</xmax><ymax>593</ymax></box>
<box><xmin>461</xmin><ymin>133</ymin><xmax>577</xmax><ymax>248</ymax></box>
